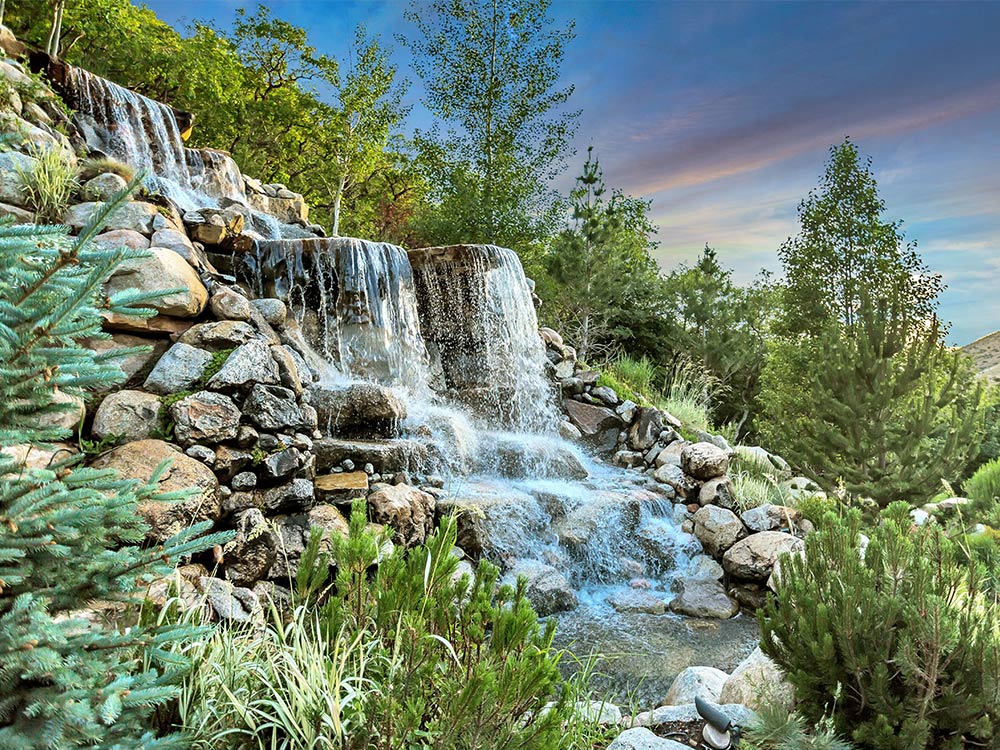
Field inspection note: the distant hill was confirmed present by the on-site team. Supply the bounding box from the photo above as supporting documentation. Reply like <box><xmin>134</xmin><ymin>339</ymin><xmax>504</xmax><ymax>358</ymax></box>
<box><xmin>963</xmin><ymin>331</ymin><xmax>1000</xmax><ymax>384</ymax></box>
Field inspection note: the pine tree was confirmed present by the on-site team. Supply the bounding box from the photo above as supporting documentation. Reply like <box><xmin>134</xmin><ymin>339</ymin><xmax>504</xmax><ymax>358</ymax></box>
<box><xmin>0</xmin><ymin>185</ymin><xmax>228</xmax><ymax>748</ymax></box>
<box><xmin>760</xmin><ymin>139</ymin><xmax>985</xmax><ymax>504</ymax></box>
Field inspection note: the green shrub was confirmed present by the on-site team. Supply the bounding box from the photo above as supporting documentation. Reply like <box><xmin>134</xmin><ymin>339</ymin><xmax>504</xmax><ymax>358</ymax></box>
<box><xmin>964</xmin><ymin>457</ymin><xmax>1000</xmax><ymax>516</ymax></box>
<box><xmin>759</xmin><ymin>502</ymin><xmax>1000</xmax><ymax>750</ymax></box>
<box><xmin>17</xmin><ymin>145</ymin><xmax>78</xmax><ymax>222</ymax></box>
<box><xmin>79</xmin><ymin>156</ymin><xmax>137</xmax><ymax>182</ymax></box>
<box><xmin>744</xmin><ymin>699</ymin><xmax>854</xmax><ymax>750</ymax></box>
<box><xmin>791</xmin><ymin>492</ymin><xmax>840</xmax><ymax>528</ymax></box>
<box><xmin>175</xmin><ymin>500</ymin><xmax>595</xmax><ymax>750</ymax></box>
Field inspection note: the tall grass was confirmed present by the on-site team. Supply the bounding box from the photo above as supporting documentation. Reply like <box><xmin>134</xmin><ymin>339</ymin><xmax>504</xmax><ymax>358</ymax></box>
<box><xmin>16</xmin><ymin>144</ymin><xmax>78</xmax><ymax>222</ymax></box>
<box><xmin>657</xmin><ymin>358</ymin><xmax>716</xmax><ymax>433</ymax></box>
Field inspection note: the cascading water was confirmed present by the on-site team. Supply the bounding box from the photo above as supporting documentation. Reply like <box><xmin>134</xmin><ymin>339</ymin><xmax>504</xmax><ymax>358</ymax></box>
<box><xmin>252</xmin><ymin>237</ymin><xmax>755</xmax><ymax>702</ymax></box>
<box><xmin>64</xmin><ymin>67</ymin><xmax>286</xmax><ymax>239</ymax></box>
<box><xmin>249</xmin><ymin>237</ymin><xmax>432</xmax><ymax>389</ymax></box>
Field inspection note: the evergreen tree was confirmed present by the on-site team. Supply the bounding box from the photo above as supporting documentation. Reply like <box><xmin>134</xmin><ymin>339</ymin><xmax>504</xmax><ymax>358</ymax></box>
<box><xmin>539</xmin><ymin>146</ymin><xmax>666</xmax><ymax>361</ymax></box>
<box><xmin>760</xmin><ymin>139</ymin><xmax>984</xmax><ymax>504</ymax></box>
<box><xmin>0</xmin><ymin>187</ymin><xmax>228</xmax><ymax>748</ymax></box>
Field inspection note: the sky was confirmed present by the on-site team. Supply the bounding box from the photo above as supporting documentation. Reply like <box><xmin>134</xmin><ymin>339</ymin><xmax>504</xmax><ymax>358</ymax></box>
<box><xmin>144</xmin><ymin>0</ymin><xmax>1000</xmax><ymax>345</ymax></box>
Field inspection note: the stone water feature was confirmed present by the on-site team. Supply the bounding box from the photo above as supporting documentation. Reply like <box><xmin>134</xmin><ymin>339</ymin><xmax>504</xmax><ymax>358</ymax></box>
<box><xmin>61</xmin><ymin>66</ymin><xmax>309</xmax><ymax>239</ymax></box>
<box><xmin>245</xmin><ymin>237</ymin><xmax>759</xmax><ymax>702</ymax></box>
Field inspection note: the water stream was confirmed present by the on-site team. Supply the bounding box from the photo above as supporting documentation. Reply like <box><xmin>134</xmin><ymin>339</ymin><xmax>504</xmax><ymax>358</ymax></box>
<box><xmin>249</xmin><ymin>237</ymin><xmax>758</xmax><ymax>702</ymax></box>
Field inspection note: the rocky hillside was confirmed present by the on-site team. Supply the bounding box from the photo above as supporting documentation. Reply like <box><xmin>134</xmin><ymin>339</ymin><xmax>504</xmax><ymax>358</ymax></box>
<box><xmin>963</xmin><ymin>330</ymin><xmax>1000</xmax><ymax>384</ymax></box>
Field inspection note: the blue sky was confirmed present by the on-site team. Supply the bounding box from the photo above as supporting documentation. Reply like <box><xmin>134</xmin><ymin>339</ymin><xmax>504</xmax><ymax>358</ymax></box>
<box><xmin>145</xmin><ymin>0</ymin><xmax>1000</xmax><ymax>344</ymax></box>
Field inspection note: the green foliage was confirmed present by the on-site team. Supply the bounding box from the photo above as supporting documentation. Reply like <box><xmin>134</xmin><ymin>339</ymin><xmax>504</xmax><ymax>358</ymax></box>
<box><xmin>659</xmin><ymin>246</ymin><xmax>775</xmax><ymax>436</ymax></box>
<box><xmin>538</xmin><ymin>148</ymin><xmax>666</xmax><ymax>361</ymax></box>
<box><xmin>79</xmin><ymin>156</ymin><xmax>137</xmax><ymax>182</ymax></box>
<box><xmin>16</xmin><ymin>144</ymin><xmax>78</xmax><ymax>222</ymax></box>
<box><xmin>174</xmin><ymin>499</ymin><xmax>593</xmax><ymax>750</ymax></box>
<box><xmin>964</xmin><ymin>457</ymin><xmax>1000</xmax><ymax>515</ymax></box>
<box><xmin>201</xmin><ymin>347</ymin><xmax>234</xmax><ymax>384</ymax></box>
<box><xmin>759</xmin><ymin>503</ymin><xmax>1000</xmax><ymax>750</ymax></box>
<box><xmin>0</xmin><ymin>187</ymin><xmax>229</xmax><ymax>748</ymax></box>
<box><xmin>744</xmin><ymin>700</ymin><xmax>855</xmax><ymax>750</ymax></box>
<box><xmin>402</xmin><ymin>0</ymin><xmax>578</xmax><ymax>251</ymax></box>
<box><xmin>759</xmin><ymin>140</ymin><xmax>985</xmax><ymax>505</ymax></box>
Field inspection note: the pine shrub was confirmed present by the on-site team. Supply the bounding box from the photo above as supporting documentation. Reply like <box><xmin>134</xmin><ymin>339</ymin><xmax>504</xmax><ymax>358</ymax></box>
<box><xmin>759</xmin><ymin>503</ymin><xmax>1000</xmax><ymax>750</ymax></box>
<box><xmin>0</xmin><ymin>188</ymin><xmax>228</xmax><ymax>748</ymax></box>
<box><xmin>964</xmin><ymin>457</ymin><xmax>1000</xmax><ymax>516</ymax></box>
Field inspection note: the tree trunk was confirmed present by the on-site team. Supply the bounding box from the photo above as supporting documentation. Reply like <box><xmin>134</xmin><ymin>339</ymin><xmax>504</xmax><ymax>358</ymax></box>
<box><xmin>331</xmin><ymin>172</ymin><xmax>347</xmax><ymax>237</ymax></box>
<box><xmin>46</xmin><ymin>0</ymin><xmax>65</xmax><ymax>57</ymax></box>
<box><xmin>0</xmin><ymin>1</ymin><xmax>6</xmax><ymax>28</ymax></box>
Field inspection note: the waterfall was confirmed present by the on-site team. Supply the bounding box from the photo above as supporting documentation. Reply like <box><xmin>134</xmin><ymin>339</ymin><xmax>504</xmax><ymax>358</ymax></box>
<box><xmin>408</xmin><ymin>244</ymin><xmax>560</xmax><ymax>434</ymax></box>
<box><xmin>64</xmin><ymin>66</ymin><xmax>289</xmax><ymax>240</ymax></box>
<box><xmin>249</xmin><ymin>237</ymin><xmax>432</xmax><ymax>389</ymax></box>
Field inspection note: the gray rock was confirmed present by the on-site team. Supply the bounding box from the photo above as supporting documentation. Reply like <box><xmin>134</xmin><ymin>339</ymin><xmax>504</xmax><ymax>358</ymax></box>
<box><xmin>652</xmin><ymin>463</ymin><xmax>696</xmax><ymax>499</ymax></box>
<box><xmin>170</xmin><ymin>391</ymin><xmax>241</xmax><ymax>445</ymax></box>
<box><xmin>185</xmin><ymin>445</ymin><xmax>216</xmax><ymax>465</ymax></box>
<box><xmin>244</xmin><ymin>384</ymin><xmax>305</xmax><ymax>431</ymax></box>
<box><xmin>207</xmin><ymin>340</ymin><xmax>280</xmax><ymax>391</ymax></box>
<box><xmin>91</xmin><ymin>390</ymin><xmax>161</xmax><ymax>441</ymax></box>
<box><xmin>95</xmin><ymin>228</ymin><xmax>149</xmax><ymax>250</ymax></box>
<box><xmin>270</xmin><ymin>344</ymin><xmax>304</xmax><ymax>395</ymax></box>
<box><xmin>688</xmin><ymin>554</ymin><xmax>724</xmax><ymax>581</ymax></box>
<box><xmin>65</xmin><ymin>201</ymin><xmax>176</xmax><ymax>235</ymax></box>
<box><xmin>719</xmin><ymin>646</ymin><xmax>793</xmax><ymax>711</ymax></box>
<box><xmin>740</xmin><ymin>504</ymin><xmax>813</xmax><ymax>537</ymax></box>
<box><xmin>313</xmin><ymin>437</ymin><xmax>428</xmax><ymax>475</ymax></box>
<box><xmin>699</xmin><ymin>477</ymin><xmax>736</xmax><ymax>510</ymax></box>
<box><xmin>262</xmin><ymin>448</ymin><xmax>300</xmax><ymax>480</ymax></box>
<box><xmin>681</xmin><ymin>442</ymin><xmax>730</xmax><ymax>480</ymax></box>
<box><xmin>559</xmin><ymin>420</ymin><xmax>583</xmax><ymax>441</ymax></box>
<box><xmin>631</xmin><ymin>702</ymin><xmax>756</xmax><ymax>730</ymax></box>
<box><xmin>563</xmin><ymin>398</ymin><xmax>623</xmax><ymax>438</ymax></box>
<box><xmin>607</xmin><ymin>728</ymin><xmax>688</xmax><ymax>750</ymax></box>
<box><xmin>0</xmin><ymin>150</ymin><xmax>35</xmax><ymax>206</ymax></box>
<box><xmin>722</xmin><ymin>531</ymin><xmax>805</xmax><ymax>582</ymax></box>
<box><xmin>663</xmin><ymin>666</ymin><xmax>728</xmax><ymax>706</ymax></box>
<box><xmin>607</xmin><ymin>589</ymin><xmax>666</xmax><ymax>615</ymax></box>
<box><xmin>104</xmin><ymin>247</ymin><xmax>208</xmax><ymax>317</ymax></box>
<box><xmin>591</xmin><ymin>385</ymin><xmax>620</xmax><ymax>406</ymax></box>
<box><xmin>210</xmin><ymin>287</ymin><xmax>252</xmax><ymax>321</ymax></box>
<box><xmin>310</xmin><ymin>383</ymin><xmax>407</xmax><ymax>437</ymax></box>
<box><xmin>200</xmin><ymin>576</ymin><xmax>262</xmax><ymax>624</ymax></box>
<box><xmin>223</xmin><ymin>508</ymin><xmax>277</xmax><ymax>587</ymax></box>
<box><xmin>232</xmin><ymin>471</ymin><xmax>257</xmax><ymax>491</ymax></box>
<box><xmin>615</xmin><ymin>399</ymin><xmax>638</xmax><ymax>423</ymax></box>
<box><xmin>80</xmin><ymin>172</ymin><xmax>127</xmax><ymax>202</ymax></box>
<box><xmin>143</xmin><ymin>343</ymin><xmax>213</xmax><ymax>394</ymax></box>
<box><xmin>668</xmin><ymin>578</ymin><xmax>739</xmax><ymax>619</ymax></box>
<box><xmin>693</xmin><ymin>505</ymin><xmax>748</xmax><ymax>557</ymax></box>
<box><xmin>504</xmin><ymin>560</ymin><xmax>577</xmax><ymax>616</ymax></box>
<box><xmin>258</xmin><ymin>477</ymin><xmax>314</xmax><ymax>513</ymax></box>
<box><xmin>178</xmin><ymin>320</ymin><xmax>256</xmax><ymax>350</ymax></box>
<box><xmin>628</xmin><ymin>407</ymin><xmax>664</xmax><ymax>452</ymax></box>
<box><xmin>251</xmin><ymin>298</ymin><xmax>287</xmax><ymax>326</ymax></box>
<box><xmin>367</xmin><ymin>483</ymin><xmax>436</xmax><ymax>547</ymax></box>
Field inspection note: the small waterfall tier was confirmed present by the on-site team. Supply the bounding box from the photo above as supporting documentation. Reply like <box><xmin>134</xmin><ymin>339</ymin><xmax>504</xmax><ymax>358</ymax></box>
<box><xmin>250</xmin><ymin>237</ymin><xmax>431</xmax><ymax>388</ymax></box>
<box><xmin>408</xmin><ymin>244</ymin><xmax>560</xmax><ymax>433</ymax></box>
<box><xmin>62</xmin><ymin>66</ymin><xmax>301</xmax><ymax>238</ymax></box>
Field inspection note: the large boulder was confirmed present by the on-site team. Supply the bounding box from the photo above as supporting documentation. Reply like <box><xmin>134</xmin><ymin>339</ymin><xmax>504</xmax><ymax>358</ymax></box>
<box><xmin>0</xmin><ymin>150</ymin><xmax>35</xmax><ymax>206</ymax></box>
<box><xmin>83</xmin><ymin>333</ymin><xmax>170</xmax><ymax>388</ymax></box>
<box><xmin>143</xmin><ymin>343</ymin><xmax>213</xmax><ymax>394</ymax></box>
<box><xmin>740</xmin><ymin>504</ymin><xmax>813</xmax><ymax>537</ymax></box>
<box><xmin>653</xmin><ymin>463</ymin><xmax>696</xmax><ymax>499</ymax></box>
<box><xmin>722</xmin><ymin>531</ymin><xmax>805</xmax><ymax>581</ymax></box>
<box><xmin>95</xmin><ymin>228</ymin><xmax>149</xmax><ymax>251</ymax></box>
<box><xmin>314</xmin><ymin>438</ymin><xmax>428</xmax><ymax>475</ymax></box>
<box><xmin>223</xmin><ymin>508</ymin><xmax>277</xmax><ymax>587</ymax></box>
<box><xmin>719</xmin><ymin>646</ymin><xmax>794</xmax><ymax>711</ymax></box>
<box><xmin>562</xmin><ymin>398</ymin><xmax>622</xmax><ymax>440</ymax></box>
<box><xmin>693</xmin><ymin>505</ymin><xmax>747</xmax><ymax>557</ymax></box>
<box><xmin>92</xmin><ymin>389</ymin><xmax>161</xmax><ymax>441</ymax></box>
<box><xmin>367</xmin><ymin>483</ymin><xmax>435</xmax><ymax>547</ymax></box>
<box><xmin>90</xmin><ymin>439</ymin><xmax>220</xmax><ymax>542</ymax></box>
<box><xmin>243</xmin><ymin>384</ymin><xmax>305</xmax><ymax>431</ymax></box>
<box><xmin>668</xmin><ymin>577</ymin><xmax>739</xmax><ymax>619</ymax></box>
<box><xmin>170</xmin><ymin>391</ymin><xmax>242</xmax><ymax>445</ymax></box>
<box><xmin>681</xmin><ymin>442</ymin><xmax>730</xmax><ymax>480</ymax></box>
<box><xmin>206</xmin><ymin>340</ymin><xmax>280</xmax><ymax>391</ymax></box>
<box><xmin>315</xmin><ymin>471</ymin><xmax>369</xmax><ymax>504</ymax></box>
<box><xmin>66</xmin><ymin>201</ymin><xmax>178</xmax><ymax>236</ymax></box>
<box><xmin>81</xmin><ymin>172</ymin><xmax>128</xmax><ymax>202</ymax></box>
<box><xmin>627</xmin><ymin>407</ymin><xmax>664</xmax><ymax>452</ymax></box>
<box><xmin>504</xmin><ymin>560</ymin><xmax>578</xmax><ymax>616</ymax></box>
<box><xmin>104</xmin><ymin>247</ymin><xmax>207</xmax><ymax>318</ymax></box>
<box><xmin>663</xmin><ymin>666</ymin><xmax>728</xmax><ymax>706</ymax></box>
<box><xmin>199</xmin><ymin>576</ymin><xmax>262</xmax><ymax>624</ymax></box>
<box><xmin>310</xmin><ymin>383</ymin><xmax>407</xmax><ymax>437</ymax></box>
<box><xmin>607</xmin><ymin>589</ymin><xmax>666</xmax><ymax>615</ymax></box>
<box><xmin>607</xmin><ymin>728</ymin><xmax>688</xmax><ymax>750</ymax></box>
<box><xmin>178</xmin><ymin>321</ymin><xmax>257</xmax><ymax>350</ymax></box>
<box><xmin>699</xmin><ymin>477</ymin><xmax>735</xmax><ymax>509</ymax></box>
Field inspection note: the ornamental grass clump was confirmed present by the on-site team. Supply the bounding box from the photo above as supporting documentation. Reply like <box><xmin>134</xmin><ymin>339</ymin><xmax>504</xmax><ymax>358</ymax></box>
<box><xmin>759</xmin><ymin>502</ymin><xmax>1000</xmax><ymax>750</ymax></box>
